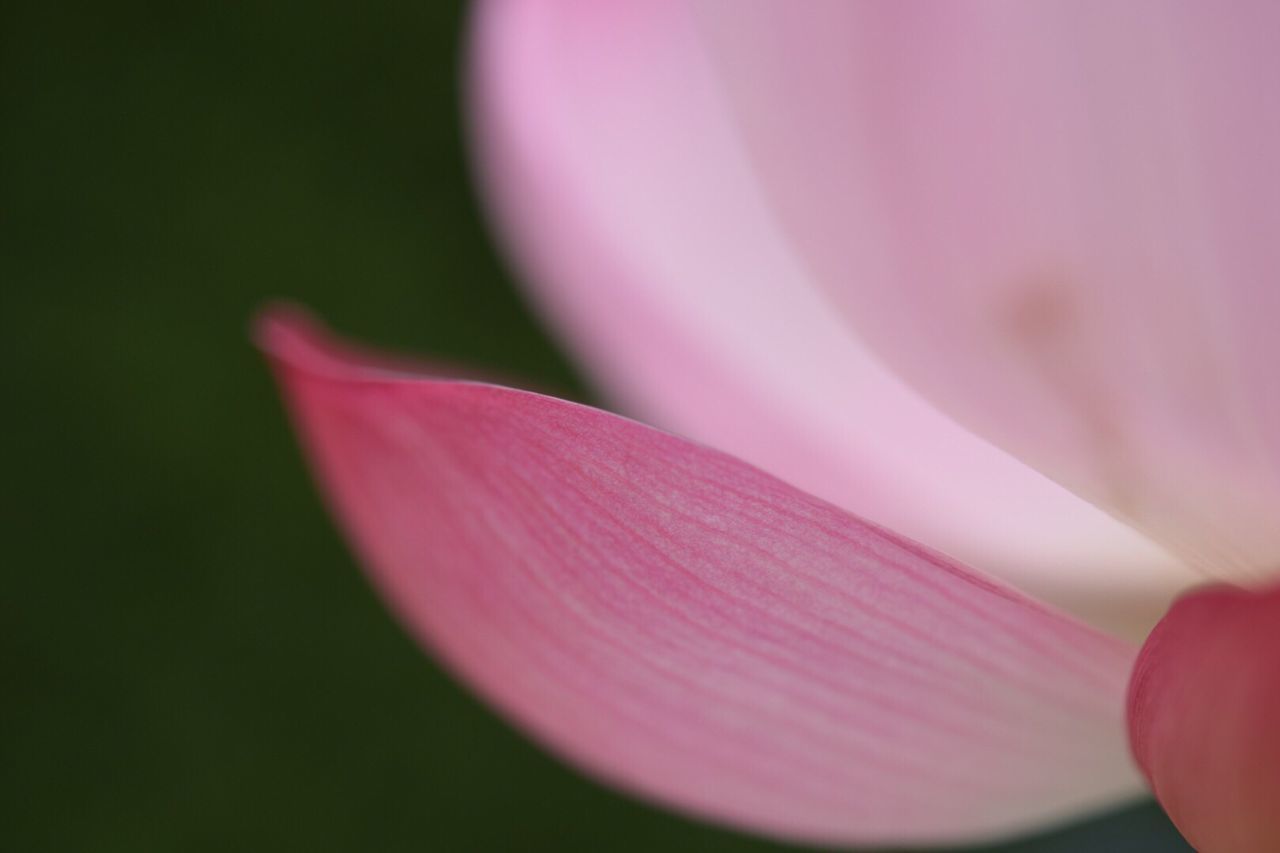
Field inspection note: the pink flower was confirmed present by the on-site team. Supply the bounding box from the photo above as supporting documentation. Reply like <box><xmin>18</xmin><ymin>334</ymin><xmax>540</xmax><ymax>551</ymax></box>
<box><xmin>260</xmin><ymin>2</ymin><xmax>1280</xmax><ymax>849</ymax></box>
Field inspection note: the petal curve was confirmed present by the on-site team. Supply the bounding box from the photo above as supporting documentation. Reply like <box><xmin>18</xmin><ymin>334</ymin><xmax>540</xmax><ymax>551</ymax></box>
<box><xmin>1128</xmin><ymin>582</ymin><xmax>1280</xmax><ymax>851</ymax></box>
<box><xmin>697</xmin><ymin>0</ymin><xmax>1280</xmax><ymax>581</ymax></box>
<box><xmin>468</xmin><ymin>0</ymin><xmax>1197</xmax><ymax>639</ymax></box>
<box><xmin>260</xmin><ymin>307</ymin><xmax>1143</xmax><ymax>845</ymax></box>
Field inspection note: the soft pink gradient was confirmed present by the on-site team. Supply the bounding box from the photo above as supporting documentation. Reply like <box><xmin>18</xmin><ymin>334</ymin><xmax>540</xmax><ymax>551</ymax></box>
<box><xmin>1128</xmin><ymin>582</ymin><xmax>1280</xmax><ymax>850</ymax></box>
<box><xmin>260</xmin><ymin>309</ymin><xmax>1143</xmax><ymax>846</ymax></box>
<box><xmin>258</xmin><ymin>1</ymin><xmax>1280</xmax><ymax>845</ymax></box>
<box><xmin>696</xmin><ymin>0</ymin><xmax>1280</xmax><ymax>582</ymax></box>
<box><xmin>469</xmin><ymin>0</ymin><xmax>1199</xmax><ymax>640</ymax></box>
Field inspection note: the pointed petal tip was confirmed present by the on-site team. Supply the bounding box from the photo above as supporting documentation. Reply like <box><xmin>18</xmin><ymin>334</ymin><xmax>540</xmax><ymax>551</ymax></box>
<box><xmin>253</xmin><ymin>304</ymin><xmax>445</xmax><ymax>386</ymax></box>
<box><xmin>252</xmin><ymin>302</ymin><xmax>340</xmax><ymax>371</ymax></box>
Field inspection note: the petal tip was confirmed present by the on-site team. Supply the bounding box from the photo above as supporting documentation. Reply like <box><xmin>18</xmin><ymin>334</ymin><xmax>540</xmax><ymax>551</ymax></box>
<box><xmin>252</xmin><ymin>303</ymin><xmax>394</xmax><ymax>383</ymax></box>
<box><xmin>251</xmin><ymin>301</ymin><xmax>332</xmax><ymax>366</ymax></box>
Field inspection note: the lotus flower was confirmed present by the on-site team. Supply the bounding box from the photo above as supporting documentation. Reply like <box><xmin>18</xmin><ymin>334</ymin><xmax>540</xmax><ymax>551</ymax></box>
<box><xmin>259</xmin><ymin>1</ymin><xmax>1280</xmax><ymax>849</ymax></box>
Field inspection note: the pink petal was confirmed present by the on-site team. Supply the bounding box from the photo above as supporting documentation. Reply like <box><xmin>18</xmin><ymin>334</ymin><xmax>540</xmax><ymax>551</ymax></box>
<box><xmin>698</xmin><ymin>0</ymin><xmax>1280</xmax><ymax>582</ymax></box>
<box><xmin>259</xmin><ymin>307</ymin><xmax>1144</xmax><ymax>845</ymax></box>
<box><xmin>1128</xmin><ymin>582</ymin><xmax>1280</xmax><ymax>850</ymax></box>
<box><xmin>469</xmin><ymin>0</ymin><xmax>1196</xmax><ymax>639</ymax></box>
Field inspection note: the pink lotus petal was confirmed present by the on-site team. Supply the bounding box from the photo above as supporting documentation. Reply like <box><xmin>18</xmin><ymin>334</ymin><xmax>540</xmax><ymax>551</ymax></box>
<box><xmin>469</xmin><ymin>0</ymin><xmax>1197</xmax><ymax>639</ymax></box>
<box><xmin>259</xmin><ymin>307</ymin><xmax>1144</xmax><ymax>845</ymax></box>
<box><xmin>697</xmin><ymin>0</ymin><xmax>1280</xmax><ymax>582</ymax></box>
<box><xmin>1128</xmin><ymin>582</ymin><xmax>1280</xmax><ymax>850</ymax></box>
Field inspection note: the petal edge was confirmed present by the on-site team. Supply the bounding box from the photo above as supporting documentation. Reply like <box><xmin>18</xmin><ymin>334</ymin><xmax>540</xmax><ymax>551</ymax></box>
<box><xmin>262</xmin><ymin>308</ymin><xmax>1143</xmax><ymax>845</ymax></box>
<box><xmin>1128</xmin><ymin>583</ymin><xmax>1280</xmax><ymax>851</ymax></box>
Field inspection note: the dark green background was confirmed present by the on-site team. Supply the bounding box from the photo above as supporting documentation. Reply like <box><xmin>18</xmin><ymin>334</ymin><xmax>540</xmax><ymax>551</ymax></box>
<box><xmin>3</xmin><ymin>2</ymin><xmax>1192</xmax><ymax>850</ymax></box>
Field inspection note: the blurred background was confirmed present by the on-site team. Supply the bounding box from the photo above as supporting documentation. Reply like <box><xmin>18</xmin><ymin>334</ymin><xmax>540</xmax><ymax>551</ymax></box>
<box><xmin>3</xmin><ymin>2</ymin><xmax>1192</xmax><ymax>850</ymax></box>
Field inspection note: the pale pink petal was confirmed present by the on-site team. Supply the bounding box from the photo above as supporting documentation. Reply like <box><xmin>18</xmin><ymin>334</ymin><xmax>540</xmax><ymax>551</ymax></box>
<box><xmin>698</xmin><ymin>0</ymin><xmax>1280</xmax><ymax>582</ymax></box>
<box><xmin>1128</xmin><ymin>582</ymin><xmax>1280</xmax><ymax>850</ymax></box>
<box><xmin>469</xmin><ymin>0</ymin><xmax>1196</xmax><ymax>639</ymax></box>
<box><xmin>259</xmin><ymin>307</ymin><xmax>1144</xmax><ymax>846</ymax></box>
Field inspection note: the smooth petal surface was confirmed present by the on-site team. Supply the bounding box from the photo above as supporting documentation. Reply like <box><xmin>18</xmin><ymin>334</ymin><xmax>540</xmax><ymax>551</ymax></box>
<box><xmin>260</xmin><ymin>308</ymin><xmax>1144</xmax><ymax>846</ymax></box>
<box><xmin>1128</xmin><ymin>583</ymin><xmax>1280</xmax><ymax>851</ymax></box>
<box><xmin>698</xmin><ymin>0</ymin><xmax>1280</xmax><ymax>581</ymax></box>
<box><xmin>469</xmin><ymin>0</ymin><xmax>1195</xmax><ymax>638</ymax></box>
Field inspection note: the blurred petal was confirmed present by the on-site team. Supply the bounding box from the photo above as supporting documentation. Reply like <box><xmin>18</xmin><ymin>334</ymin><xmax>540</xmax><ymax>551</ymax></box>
<box><xmin>260</xmin><ymin>308</ymin><xmax>1145</xmax><ymax>846</ymax></box>
<box><xmin>698</xmin><ymin>0</ymin><xmax>1280</xmax><ymax>581</ymax></box>
<box><xmin>1128</xmin><ymin>583</ymin><xmax>1280</xmax><ymax>851</ymax></box>
<box><xmin>469</xmin><ymin>0</ymin><xmax>1196</xmax><ymax>638</ymax></box>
